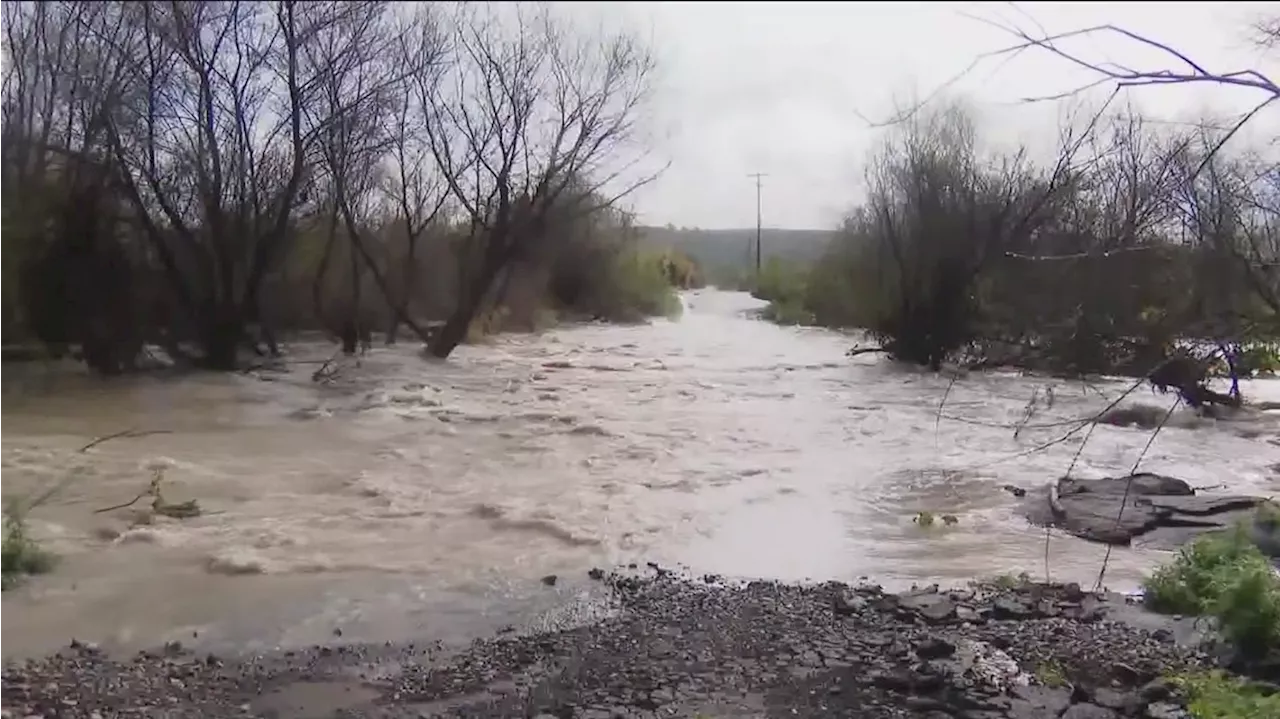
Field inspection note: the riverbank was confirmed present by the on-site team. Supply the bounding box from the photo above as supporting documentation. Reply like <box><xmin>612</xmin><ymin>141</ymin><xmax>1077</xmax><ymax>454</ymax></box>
<box><xmin>2</xmin><ymin>568</ymin><xmax>1239</xmax><ymax>719</ymax></box>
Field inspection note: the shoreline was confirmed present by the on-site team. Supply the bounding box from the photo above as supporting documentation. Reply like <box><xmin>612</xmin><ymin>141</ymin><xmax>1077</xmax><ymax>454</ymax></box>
<box><xmin>1</xmin><ymin>566</ymin><xmax>1241</xmax><ymax>719</ymax></box>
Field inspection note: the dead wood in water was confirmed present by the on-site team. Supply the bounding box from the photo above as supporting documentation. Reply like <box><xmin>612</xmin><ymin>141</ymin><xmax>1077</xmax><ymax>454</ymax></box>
<box><xmin>78</xmin><ymin>428</ymin><xmax>172</xmax><ymax>453</ymax></box>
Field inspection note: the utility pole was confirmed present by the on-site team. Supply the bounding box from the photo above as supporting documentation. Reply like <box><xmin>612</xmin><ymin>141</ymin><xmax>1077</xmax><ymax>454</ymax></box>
<box><xmin>747</xmin><ymin>172</ymin><xmax>768</xmax><ymax>282</ymax></box>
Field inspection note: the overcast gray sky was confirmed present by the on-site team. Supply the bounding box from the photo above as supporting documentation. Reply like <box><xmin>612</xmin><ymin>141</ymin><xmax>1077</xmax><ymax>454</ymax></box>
<box><xmin>569</xmin><ymin>1</ymin><xmax>1280</xmax><ymax>230</ymax></box>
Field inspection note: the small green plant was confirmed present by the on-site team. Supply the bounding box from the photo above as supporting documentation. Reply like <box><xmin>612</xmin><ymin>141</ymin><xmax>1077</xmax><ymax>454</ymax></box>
<box><xmin>1173</xmin><ymin>670</ymin><xmax>1280</xmax><ymax>719</ymax></box>
<box><xmin>1035</xmin><ymin>660</ymin><xmax>1068</xmax><ymax>688</ymax></box>
<box><xmin>1143</xmin><ymin>527</ymin><xmax>1280</xmax><ymax>659</ymax></box>
<box><xmin>2</xmin><ymin>507</ymin><xmax>56</xmax><ymax>590</ymax></box>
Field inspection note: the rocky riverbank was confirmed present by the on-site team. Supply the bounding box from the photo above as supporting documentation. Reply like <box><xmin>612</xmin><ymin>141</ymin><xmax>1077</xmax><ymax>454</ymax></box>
<box><xmin>0</xmin><ymin>569</ymin><xmax>1232</xmax><ymax>718</ymax></box>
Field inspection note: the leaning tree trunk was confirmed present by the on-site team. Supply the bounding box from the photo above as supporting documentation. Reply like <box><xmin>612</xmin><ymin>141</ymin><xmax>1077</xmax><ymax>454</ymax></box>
<box><xmin>428</xmin><ymin>299</ymin><xmax>476</xmax><ymax>358</ymax></box>
<box><xmin>201</xmin><ymin>303</ymin><xmax>244</xmax><ymax>371</ymax></box>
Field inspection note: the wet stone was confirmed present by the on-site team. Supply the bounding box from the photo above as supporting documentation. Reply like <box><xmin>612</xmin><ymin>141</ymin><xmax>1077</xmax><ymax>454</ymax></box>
<box><xmin>1008</xmin><ymin>684</ymin><xmax>1071</xmax><ymax>715</ymax></box>
<box><xmin>1090</xmin><ymin>687</ymin><xmax>1137</xmax><ymax>711</ymax></box>
<box><xmin>1061</xmin><ymin>704</ymin><xmax>1119</xmax><ymax>719</ymax></box>
<box><xmin>915</xmin><ymin>638</ymin><xmax>956</xmax><ymax>661</ymax></box>
<box><xmin>1021</xmin><ymin>472</ymin><xmax>1272</xmax><ymax>554</ymax></box>
<box><xmin>898</xmin><ymin>592</ymin><xmax>957</xmax><ymax>624</ymax></box>
<box><xmin>1145</xmin><ymin>702</ymin><xmax>1191</xmax><ymax>719</ymax></box>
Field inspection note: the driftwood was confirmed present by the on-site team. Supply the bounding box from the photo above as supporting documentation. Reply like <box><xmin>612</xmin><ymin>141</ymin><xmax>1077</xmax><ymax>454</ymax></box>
<box><xmin>1148</xmin><ymin>354</ymin><xmax>1242</xmax><ymax>409</ymax></box>
<box><xmin>79</xmin><ymin>428</ymin><xmax>172</xmax><ymax>453</ymax></box>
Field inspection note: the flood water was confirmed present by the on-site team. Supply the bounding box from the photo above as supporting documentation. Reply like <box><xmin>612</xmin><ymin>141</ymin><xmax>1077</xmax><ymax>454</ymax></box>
<box><xmin>4</xmin><ymin>290</ymin><xmax>1280</xmax><ymax>659</ymax></box>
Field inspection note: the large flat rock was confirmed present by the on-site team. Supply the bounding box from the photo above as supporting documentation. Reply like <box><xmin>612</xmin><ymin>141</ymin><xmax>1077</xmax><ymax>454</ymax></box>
<box><xmin>1019</xmin><ymin>472</ymin><xmax>1275</xmax><ymax>553</ymax></box>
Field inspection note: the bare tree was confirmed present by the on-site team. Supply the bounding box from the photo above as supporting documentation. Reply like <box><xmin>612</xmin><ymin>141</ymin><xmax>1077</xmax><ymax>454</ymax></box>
<box><xmin>381</xmin><ymin>8</ymin><xmax>452</xmax><ymax>345</ymax></box>
<box><xmin>304</xmin><ymin>0</ymin><xmax>394</xmax><ymax>354</ymax></box>
<box><xmin>851</xmin><ymin>103</ymin><xmax>1076</xmax><ymax>368</ymax></box>
<box><xmin>305</xmin><ymin>2</ymin><xmax>452</xmax><ymax>353</ymax></box>
<box><xmin>414</xmin><ymin>3</ymin><xmax>660</xmax><ymax>358</ymax></box>
<box><xmin>983</xmin><ymin>16</ymin><xmax>1280</xmax><ymax>335</ymax></box>
<box><xmin>75</xmin><ymin>0</ymin><xmax>414</xmax><ymax>369</ymax></box>
<box><xmin>1</xmin><ymin>2</ymin><xmax>146</xmax><ymax>371</ymax></box>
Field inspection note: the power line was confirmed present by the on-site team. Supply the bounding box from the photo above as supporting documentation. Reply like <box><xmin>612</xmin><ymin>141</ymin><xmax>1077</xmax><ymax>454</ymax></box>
<box><xmin>747</xmin><ymin>172</ymin><xmax>768</xmax><ymax>281</ymax></box>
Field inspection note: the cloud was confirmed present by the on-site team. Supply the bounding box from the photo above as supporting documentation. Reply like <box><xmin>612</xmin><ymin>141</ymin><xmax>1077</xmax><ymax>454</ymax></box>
<box><xmin>568</xmin><ymin>1</ymin><xmax>1280</xmax><ymax>230</ymax></box>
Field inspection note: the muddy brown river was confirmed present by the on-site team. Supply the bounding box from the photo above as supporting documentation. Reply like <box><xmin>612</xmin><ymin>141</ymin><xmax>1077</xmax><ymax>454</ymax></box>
<box><xmin>4</xmin><ymin>290</ymin><xmax>1279</xmax><ymax>660</ymax></box>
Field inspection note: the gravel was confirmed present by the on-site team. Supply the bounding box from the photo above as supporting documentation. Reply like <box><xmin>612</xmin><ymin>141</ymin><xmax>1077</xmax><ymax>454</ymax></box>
<box><xmin>2</xmin><ymin>568</ymin><xmax>1221</xmax><ymax>719</ymax></box>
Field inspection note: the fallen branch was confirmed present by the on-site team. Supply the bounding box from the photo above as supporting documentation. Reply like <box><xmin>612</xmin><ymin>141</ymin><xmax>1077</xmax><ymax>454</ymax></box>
<box><xmin>311</xmin><ymin>349</ymin><xmax>346</xmax><ymax>383</ymax></box>
<box><xmin>92</xmin><ymin>470</ymin><xmax>202</xmax><ymax>519</ymax></box>
<box><xmin>241</xmin><ymin>358</ymin><xmax>334</xmax><ymax>374</ymax></box>
<box><xmin>79</xmin><ymin>429</ymin><xmax>172</xmax><ymax>453</ymax></box>
<box><xmin>92</xmin><ymin>490</ymin><xmax>151</xmax><ymax>514</ymax></box>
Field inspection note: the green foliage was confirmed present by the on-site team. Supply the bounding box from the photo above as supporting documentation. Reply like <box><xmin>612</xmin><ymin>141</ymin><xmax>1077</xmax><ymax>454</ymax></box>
<box><xmin>761</xmin><ymin>298</ymin><xmax>815</xmax><ymax>326</ymax></box>
<box><xmin>1238</xmin><ymin>343</ymin><xmax>1280</xmax><ymax>376</ymax></box>
<box><xmin>2</xmin><ymin>508</ymin><xmax>56</xmax><ymax>590</ymax></box>
<box><xmin>1173</xmin><ymin>671</ymin><xmax>1280</xmax><ymax>719</ymax></box>
<box><xmin>1143</xmin><ymin>527</ymin><xmax>1280</xmax><ymax>659</ymax></box>
<box><xmin>1034</xmin><ymin>660</ymin><xmax>1068</xmax><ymax>688</ymax></box>
<box><xmin>751</xmin><ymin>258</ymin><xmax>822</xmax><ymax>326</ymax></box>
<box><xmin>634</xmin><ymin>226</ymin><xmax>833</xmax><ymax>276</ymax></box>
<box><xmin>598</xmin><ymin>249</ymin><xmax>683</xmax><ymax>321</ymax></box>
<box><xmin>751</xmin><ymin>257</ymin><xmax>809</xmax><ymax>303</ymax></box>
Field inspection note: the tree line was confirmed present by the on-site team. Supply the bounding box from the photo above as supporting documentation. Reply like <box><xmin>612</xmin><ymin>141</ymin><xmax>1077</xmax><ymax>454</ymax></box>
<box><xmin>1</xmin><ymin>1</ymin><xmax>700</xmax><ymax>374</ymax></box>
<box><xmin>754</xmin><ymin>97</ymin><xmax>1278</xmax><ymax>378</ymax></box>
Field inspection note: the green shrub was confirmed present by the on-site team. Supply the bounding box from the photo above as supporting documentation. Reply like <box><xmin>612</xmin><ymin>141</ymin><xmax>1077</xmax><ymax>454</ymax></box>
<box><xmin>601</xmin><ymin>249</ymin><xmax>682</xmax><ymax>320</ymax></box>
<box><xmin>751</xmin><ymin>258</ymin><xmax>809</xmax><ymax>305</ymax></box>
<box><xmin>1</xmin><ymin>509</ymin><xmax>56</xmax><ymax>590</ymax></box>
<box><xmin>1143</xmin><ymin>526</ymin><xmax>1280</xmax><ymax>659</ymax></box>
<box><xmin>1238</xmin><ymin>343</ymin><xmax>1280</xmax><ymax>376</ymax></box>
<box><xmin>1174</xmin><ymin>671</ymin><xmax>1280</xmax><ymax>719</ymax></box>
<box><xmin>761</xmin><ymin>298</ymin><xmax>815</xmax><ymax>326</ymax></box>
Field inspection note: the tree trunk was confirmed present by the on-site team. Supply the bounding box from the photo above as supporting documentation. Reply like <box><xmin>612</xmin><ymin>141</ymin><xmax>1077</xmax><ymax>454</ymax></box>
<box><xmin>429</xmin><ymin>255</ymin><xmax>508</xmax><ymax>359</ymax></box>
<box><xmin>340</xmin><ymin>317</ymin><xmax>358</xmax><ymax>355</ymax></box>
<box><xmin>428</xmin><ymin>306</ymin><xmax>472</xmax><ymax>358</ymax></box>
<box><xmin>202</xmin><ymin>307</ymin><xmax>243</xmax><ymax>371</ymax></box>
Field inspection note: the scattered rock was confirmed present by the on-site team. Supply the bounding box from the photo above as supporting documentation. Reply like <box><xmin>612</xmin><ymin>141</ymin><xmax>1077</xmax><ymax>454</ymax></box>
<box><xmin>1</xmin><ymin>571</ymin><xmax>1222</xmax><ymax>719</ymax></box>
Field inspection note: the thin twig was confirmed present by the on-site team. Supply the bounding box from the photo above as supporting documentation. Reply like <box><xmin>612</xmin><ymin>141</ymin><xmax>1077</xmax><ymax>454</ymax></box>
<box><xmin>79</xmin><ymin>429</ymin><xmax>172</xmax><ymax>453</ymax></box>
<box><xmin>934</xmin><ymin>372</ymin><xmax>960</xmax><ymax>444</ymax></box>
<box><xmin>92</xmin><ymin>491</ymin><xmax>151</xmax><ymax>514</ymax></box>
<box><xmin>1093</xmin><ymin>396</ymin><xmax>1182</xmax><ymax>591</ymax></box>
<box><xmin>962</xmin><ymin>373</ymin><xmax>1150</xmax><ymax>473</ymax></box>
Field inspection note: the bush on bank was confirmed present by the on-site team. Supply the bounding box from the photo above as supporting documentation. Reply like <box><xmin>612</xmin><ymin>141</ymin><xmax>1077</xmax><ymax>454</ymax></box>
<box><xmin>1133</xmin><ymin>515</ymin><xmax>1280</xmax><ymax>717</ymax></box>
<box><xmin>1142</xmin><ymin>515</ymin><xmax>1280</xmax><ymax>664</ymax></box>
<box><xmin>1174</xmin><ymin>670</ymin><xmax>1280</xmax><ymax>719</ymax></box>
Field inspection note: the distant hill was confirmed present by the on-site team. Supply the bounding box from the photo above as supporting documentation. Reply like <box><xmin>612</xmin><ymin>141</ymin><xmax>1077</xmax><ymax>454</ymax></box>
<box><xmin>635</xmin><ymin>226</ymin><xmax>835</xmax><ymax>273</ymax></box>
